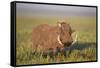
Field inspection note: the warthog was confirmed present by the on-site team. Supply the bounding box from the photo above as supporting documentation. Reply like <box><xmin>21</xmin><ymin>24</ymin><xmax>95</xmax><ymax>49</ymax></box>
<box><xmin>32</xmin><ymin>21</ymin><xmax>75</xmax><ymax>58</ymax></box>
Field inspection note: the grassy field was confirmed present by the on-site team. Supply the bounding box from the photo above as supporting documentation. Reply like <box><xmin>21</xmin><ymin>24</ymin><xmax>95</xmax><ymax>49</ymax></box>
<box><xmin>16</xmin><ymin>16</ymin><xmax>97</xmax><ymax>65</ymax></box>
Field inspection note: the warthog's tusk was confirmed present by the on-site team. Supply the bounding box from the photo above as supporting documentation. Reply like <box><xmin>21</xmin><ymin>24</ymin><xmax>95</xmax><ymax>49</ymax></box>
<box><xmin>57</xmin><ymin>35</ymin><xmax>63</xmax><ymax>45</ymax></box>
<box><xmin>72</xmin><ymin>33</ymin><xmax>78</xmax><ymax>45</ymax></box>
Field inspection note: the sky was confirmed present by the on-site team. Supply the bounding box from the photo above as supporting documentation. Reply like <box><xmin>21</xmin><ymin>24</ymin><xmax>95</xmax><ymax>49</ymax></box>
<box><xmin>16</xmin><ymin>3</ymin><xmax>96</xmax><ymax>17</ymax></box>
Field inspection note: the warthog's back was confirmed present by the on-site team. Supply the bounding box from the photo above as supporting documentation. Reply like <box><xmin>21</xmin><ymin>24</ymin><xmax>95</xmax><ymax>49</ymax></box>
<box><xmin>32</xmin><ymin>24</ymin><xmax>62</xmax><ymax>52</ymax></box>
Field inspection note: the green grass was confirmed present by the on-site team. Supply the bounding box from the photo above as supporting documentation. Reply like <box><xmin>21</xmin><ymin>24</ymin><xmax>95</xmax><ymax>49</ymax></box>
<box><xmin>16</xmin><ymin>16</ymin><xmax>97</xmax><ymax>65</ymax></box>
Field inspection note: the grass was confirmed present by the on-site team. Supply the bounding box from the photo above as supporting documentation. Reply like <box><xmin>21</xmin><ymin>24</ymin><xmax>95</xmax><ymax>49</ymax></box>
<box><xmin>16</xmin><ymin>16</ymin><xmax>97</xmax><ymax>65</ymax></box>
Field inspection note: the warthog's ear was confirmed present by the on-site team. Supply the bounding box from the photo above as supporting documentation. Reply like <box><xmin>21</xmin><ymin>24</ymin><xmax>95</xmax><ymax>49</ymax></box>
<box><xmin>57</xmin><ymin>22</ymin><xmax>61</xmax><ymax>27</ymax></box>
<box><xmin>57</xmin><ymin>20</ymin><xmax>65</xmax><ymax>27</ymax></box>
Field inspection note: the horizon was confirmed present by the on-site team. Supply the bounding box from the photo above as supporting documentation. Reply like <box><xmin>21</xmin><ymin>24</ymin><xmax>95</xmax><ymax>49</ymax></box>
<box><xmin>16</xmin><ymin>3</ymin><xmax>96</xmax><ymax>17</ymax></box>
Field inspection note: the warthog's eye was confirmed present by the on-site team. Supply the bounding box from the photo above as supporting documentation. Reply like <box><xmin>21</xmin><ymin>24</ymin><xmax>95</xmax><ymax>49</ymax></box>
<box><xmin>60</xmin><ymin>38</ymin><xmax>62</xmax><ymax>41</ymax></box>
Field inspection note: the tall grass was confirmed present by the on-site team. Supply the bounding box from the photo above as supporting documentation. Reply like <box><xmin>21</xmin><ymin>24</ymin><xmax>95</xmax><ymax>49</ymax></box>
<box><xmin>16</xmin><ymin>16</ymin><xmax>97</xmax><ymax>65</ymax></box>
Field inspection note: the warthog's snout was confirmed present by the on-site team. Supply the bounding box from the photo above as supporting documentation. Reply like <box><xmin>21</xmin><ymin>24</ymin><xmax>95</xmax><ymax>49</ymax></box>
<box><xmin>64</xmin><ymin>41</ymin><xmax>73</xmax><ymax>47</ymax></box>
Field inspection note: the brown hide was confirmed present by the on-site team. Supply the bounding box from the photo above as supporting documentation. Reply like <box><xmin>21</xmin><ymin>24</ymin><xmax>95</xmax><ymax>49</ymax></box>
<box><xmin>32</xmin><ymin>23</ymin><xmax>73</xmax><ymax>53</ymax></box>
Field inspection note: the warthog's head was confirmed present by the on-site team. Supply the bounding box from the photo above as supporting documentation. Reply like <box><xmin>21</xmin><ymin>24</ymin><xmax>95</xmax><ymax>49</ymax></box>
<box><xmin>57</xmin><ymin>21</ymin><xmax>74</xmax><ymax>47</ymax></box>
